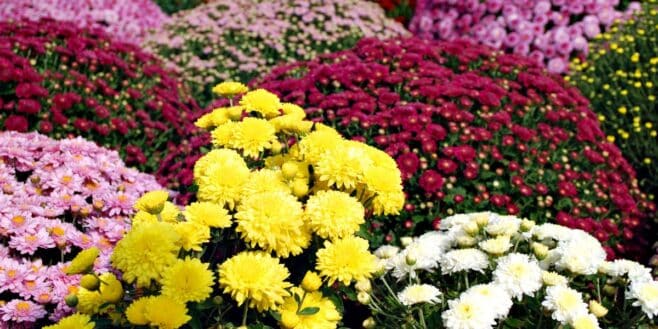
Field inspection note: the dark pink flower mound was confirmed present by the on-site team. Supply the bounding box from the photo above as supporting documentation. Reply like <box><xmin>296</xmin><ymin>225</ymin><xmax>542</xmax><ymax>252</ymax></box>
<box><xmin>256</xmin><ymin>37</ymin><xmax>656</xmax><ymax>261</ymax></box>
<box><xmin>0</xmin><ymin>19</ymin><xmax>207</xmax><ymax>198</ymax></box>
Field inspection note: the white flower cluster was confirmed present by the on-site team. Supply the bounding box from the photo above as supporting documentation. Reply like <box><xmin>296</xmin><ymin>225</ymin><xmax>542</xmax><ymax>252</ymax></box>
<box><xmin>373</xmin><ymin>212</ymin><xmax>658</xmax><ymax>329</ymax></box>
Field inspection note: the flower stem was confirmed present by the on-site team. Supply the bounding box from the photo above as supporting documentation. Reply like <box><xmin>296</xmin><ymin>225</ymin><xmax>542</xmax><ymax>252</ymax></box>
<box><xmin>241</xmin><ymin>301</ymin><xmax>248</xmax><ymax>326</ymax></box>
<box><xmin>418</xmin><ymin>308</ymin><xmax>428</xmax><ymax>329</ymax></box>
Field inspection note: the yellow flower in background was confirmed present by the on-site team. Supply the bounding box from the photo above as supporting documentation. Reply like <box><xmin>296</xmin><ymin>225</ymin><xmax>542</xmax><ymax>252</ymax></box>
<box><xmin>64</xmin><ymin>247</ymin><xmax>99</xmax><ymax>275</ymax></box>
<box><xmin>212</xmin><ymin>81</ymin><xmax>248</xmax><ymax>97</ymax></box>
<box><xmin>301</xmin><ymin>271</ymin><xmax>323</xmax><ymax>292</ymax></box>
<box><xmin>240</xmin><ymin>169</ymin><xmax>291</xmax><ymax>198</ymax></box>
<box><xmin>235</xmin><ymin>191</ymin><xmax>310</xmax><ymax>258</ymax></box>
<box><xmin>240</xmin><ymin>88</ymin><xmax>282</xmax><ymax>117</ymax></box>
<box><xmin>161</xmin><ymin>258</ymin><xmax>214</xmax><ymax>303</ymax></box>
<box><xmin>305</xmin><ymin>190</ymin><xmax>365</xmax><ymax>240</ymax></box>
<box><xmin>315</xmin><ymin>140</ymin><xmax>373</xmax><ymax>190</ymax></box>
<box><xmin>98</xmin><ymin>273</ymin><xmax>123</xmax><ymax>303</ymax></box>
<box><xmin>111</xmin><ymin>222</ymin><xmax>180</xmax><ymax>287</ymax></box>
<box><xmin>134</xmin><ymin>190</ymin><xmax>169</xmax><ymax>214</ymax></box>
<box><xmin>231</xmin><ymin>117</ymin><xmax>277</xmax><ymax>158</ymax></box>
<box><xmin>279</xmin><ymin>287</ymin><xmax>342</xmax><ymax>329</ymax></box>
<box><xmin>174</xmin><ymin>221</ymin><xmax>210</xmax><ymax>251</ymax></box>
<box><xmin>144</xmin><ymin>295</ymin><xmax>191</xmax><ymax>329</ymax></box>
<box><xmin>316</xmin><ymin>236</ymin><xmax>378</xmax><ymax>285</ymax></box>
<box><xmin>218</xmin><ymin>251</ymin><xmax>292</xmax><ymax>311</ymax></box>
<box><xmin>125</xmin><ymin>297</ymin><xmax>153</xmax><ymax>325</ymax></box>
<box><xmin>194</xmin><ymin>149</ymin><xmax>250</xmax><ymax>209</ymax></box>
<box><xmin>76</xmin><ymin>287</ymin><xmax>104</xmax><ymax>315</ymax></box>
<box><xmin>43</xmin><ymin>313</ymin><xmax>95</xmax><ymax>329</ymax></box>
<box><xmin>183</xmin><ymin>201</ymin><xmax>232</xmax><ymax>228</ymax></box>
<box><xmin>195</xmin><ymin>107</ymin><xmax>233</xmax><ymax>129</ymax></box>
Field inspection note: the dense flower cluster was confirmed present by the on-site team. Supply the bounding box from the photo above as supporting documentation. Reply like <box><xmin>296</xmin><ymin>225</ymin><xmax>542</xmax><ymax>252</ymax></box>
<box><xmin>365</xmin><ymin>212</ymin><xmax>658</xmax><ymax>328</ymax></box>
<box><xmin>0</xmin><ymin>0</ymin><xmax>169</xmax><ymax>45</ymax></box>
<box><xmin>0</xmin><ymin>19</ymin><xmax>206</xmax><ymax>189</ymax></box>
<box><xmin>373</xmin><ymin>0</ymin><xmax>416</xmax><ymax>25</ymax></box>
<box><xmin>144</xmin><ymin>0</ymin><xmax>408</xmax><ymax>104</ymax></box>
<box><xmin>409</xmin><ymin>0</ymin><xmax>640</xmax><ymax>73</ymax></box>
<box><xmin>257</xmin><ymin>37</ymin><xmax>656</xmax><ymax>260</ymax></box>
<box><xmin>0</xmin><ymin>131</ymin><xmax>161</xmax><ymax>326</ymax></box>
<box><xmin>55</xmin><ymin>86</ymin><xmax>403</xmax><ymax>328</ymax></box>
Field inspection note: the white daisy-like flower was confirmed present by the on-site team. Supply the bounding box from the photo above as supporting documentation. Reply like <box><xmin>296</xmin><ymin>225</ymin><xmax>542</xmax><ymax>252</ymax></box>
<box><xmin>485</xmin><ymin>214</ymin><xmax>520</xmax><ymax>236</ymax></box>
<box><xmin>397</xmin><ymin>284</ymin><xmax>442</xmax><ymax>306</ymax></box>
<box><xmin>439</xmin><ymin>213</ymin><xmax>472</xmax><ymax>231</ymax></box>
<box><xmin>627</xmin><ymin>280</ymin><xmax>658</xmax><ymax>319</ymax></box>
<box><xmin>439</xmin><ymin>248</ymin><xmax>489</xmax><ymax>274</ymax></box>
<box><xmin>461</xmin><ymin>284</ymin><xmax>512</xmax><ymax>319</ymax></box>
<box><xmin>599</xmin><ymin>260</ymin><xmax>653</xmax><ymax>284</ymax></box>
<box><xmin>442</xmin><ymin>293</ymin><xmax>497</xmax><ymax>329</ymax></box>
<box><xmin>388</xmin><ymin>234</ymin><xmax>446</xmax><ymax>279</ymax></box>
<box><xmin>554</xmin><ymin>230</ymin><xmax>606</xmax><ymax>275</ymax></box>
<box><xmin>374</xmin><ymin>245</ymin><xmax>399</xmax><ymax>259</ymax></box>
<box><xmin>532</xmin><ymin>223</ymin><xmax>574</xmax><ymax>241</ymax></box>
<box><xmin>569</xmin><ymin>313</ymin><xmax>601</xmax><ymax>329</ymax></box>
<box><xmin>542</xmin><ymin>285</ymin><xmax>589</xmax><ymax>323</ymax></box>
<box><xmin>493</xmin><ymin>253</ymin><xmax>542</xmax><ymax>300</ymax></box>
<box><xmin>478</xmin><ymin>235</ymin><xmax>512</xmax><ymax>255</ymax></box>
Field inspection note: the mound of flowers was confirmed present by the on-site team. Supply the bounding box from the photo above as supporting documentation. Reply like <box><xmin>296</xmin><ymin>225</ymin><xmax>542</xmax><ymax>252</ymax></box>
<box><xmin>0</xmin><ymin>131</ymin><xmax>161</xmax><ymax>326</ymax></box>
<box><xmin>364</xmin><ymin>212</ymin><xmax>658</xmax><ymax>328</ymax></box>
<box><xmin>256</xmin><ymin>37</ymin><xmax>656</xmax><ymax>260</ymax></box>
<box><xmin>144</xmin><ymin>0</ymin><xmax>408</xmax><ymax>104</ymax></box>
<box><xmin>0</xmin><ymin>0</ymin><xmax>169</xmax><ymax>45</ymax></box>
<box><xmin>49</xmin><ymin>87</ymin><xmax>404</xmax><ymax>328</ymax></box>
<box><xmin>409</xmin><ymin>0</ymin><xmax>640</xmax><ymax>73</ymax></box>
<box><xmin>0</xmin><ymin>19</ymin><xmax>206</xmax><ymax>189</ymax></box>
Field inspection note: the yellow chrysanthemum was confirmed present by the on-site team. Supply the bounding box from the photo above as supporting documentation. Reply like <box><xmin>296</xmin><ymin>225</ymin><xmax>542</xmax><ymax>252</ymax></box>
<box><xmin>145</xmin><ymin>295</ymin><xmax>191</xmax><ymax>329</ymax></box>
<box><xmin>239</xmin><ymin>88</ymin><xmax>282</xmax><ymax>117</ymax></box>
<box><xmin>160</xmin><ymin>202</ymin><xmax>181</xmax><ymax>223</ymax></box>
<box><xmin>279</xmin><ymin>287</ymin><xmax>342</xmax><ymax>329</ymax></box>
<box><xmin>240</xmin><ymin>169</ymin><xmax>291</xmax><ymax>198</ymax></box>
<box><xmin>270</xmin><ymin>114</ymin><xmax>309</xmax><ymax>134</ymax></box>
<box><xmin>183</xmin><ymin>201</ymin><xmax>232</xmax><ymax>228</ymax></box>
<box><xmin>131</xmin><ymin>210</ymin><xmax>158</xmax><ymax>227</ymax></box>
<box><xmin>363</xmin><ymin>145</ymin><xmax>399</xmax><ymax>172</ymax></box>
<box><xmin>161</xmin><ymin>257</ymin><xmax>214</xmax><ymax>303</ymax></box>
<box><xmin>43</xmin><ymin>313</ymin><xmax>95</xmax><ymax>329</ymax></box>
<box><xmin>212</xmin><ymin>81</ymin><xmax>248</xmax><ymax>97</ymax></box>
<box><xmin>230</xmin><ymin>117</ymin><xmax>277</xmax><ymax>158</ymax></box>
<box><xmin>305</xmin><ymin>190</ymin><xmax>365</xmax><ymax>240</ymax></box>
<box><xmin>134</xmin><ymin>190</ymin><xmax>169</xmax><ymax>214</ymax></box>
<box><xmin>64</xmin><ymin>247</ymin><xmax>99</xmax><ymax>275</ymax></box>
<box><xmin>98</xmin><ymin>272</ymin><xmax>123</xmax><ymax>303</ymax></box>
<box><xmin>363</xmin><ymin>166</ymin><xmax>405</xmax><ymax>215</ymax></box>
<box><xmin>296</xmin><ymin>128</ymin><xmax>343</xmax><ymax>163</ymax></box>
<box><xmin>316</xmin><ymin>236</ymin><xmax>377</xmax><ymax>285</ymax></box>
<box><xmin>194</xmin><ymin>149</ymin><xmax>250</xmax><ymax>209</ymax></box>
<box><xmin>235</xmin><ymin>191</ymin><xmax>310</xmax><ymax>258</ymax></box>
<box><xmin>110</xmin><ymin>222</ymin><xmax>180</xmax><ymax>287</ymax></box>
<box><xmin>174</xmin><ymin>221</ymin><xmax>210</xmax><ymax>251</ymax></box>
<box><xmin>218</xmin><ymin>251</ymin><xmax>292</xmax><ymax>311</ymax></box>
<box><xmin>195</xmin><ymin>107</ymin><xmax>238</xmax><ymax>129</ymax></box>
<box><xmin>315</xmin><ymin>140</ymin><xmax>373</xmax><ymax>190</ymax></box>
<box><xmin>125</xmin><ymin>297</ymin><xmax>152</xmax><ymax>325</ymax></box>
<box><xmin>281</xmin><ymin>103</ymin><xmax>306</xmax><ymax>117</ymax></box>
<box><xmin>211</xmin><ymin>121</ymin><xmax>238</xmax><ymax>148</ymax></box>
<box><xmin>76</xmin><ymin>287</ymin><xmax>104</xmax><ymax>315</ymax></box>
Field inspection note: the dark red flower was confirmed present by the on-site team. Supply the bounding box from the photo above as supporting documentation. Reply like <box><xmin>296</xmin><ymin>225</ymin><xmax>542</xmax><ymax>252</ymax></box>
<box><xmin>4</xmin><ymin>114</ymin><xmax>28</xmax><ymax>132</ymax></box>
<box><xmin>418</xmin><ymin>170</ymin><xmax>444</xmax><ymax>193</ymax></box>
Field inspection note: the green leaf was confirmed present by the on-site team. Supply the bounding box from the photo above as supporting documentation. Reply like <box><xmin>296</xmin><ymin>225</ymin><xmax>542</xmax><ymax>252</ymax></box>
<box><xmin>270</xmin><ymin>310</ymin><xmax>282</xmax><ymax>322</ymax></box>
<box><xmin>297</xmin><ymin>307</ymin><xmax>320</xmax><ymax>315</ymax></box>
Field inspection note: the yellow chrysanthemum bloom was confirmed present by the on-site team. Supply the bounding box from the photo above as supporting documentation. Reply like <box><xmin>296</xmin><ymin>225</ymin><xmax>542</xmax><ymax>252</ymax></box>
<box><xmin>110</xmin><ymin>222</ymin><xmax>180</xmax><ymax>287</ymax></box>
<box><xmin>279</xmin><ymin>287</ymin><xmax>342</xmax><ymax>329</ymax></box>
<box><xmin>316</xmin><ymin>236</ymin><xmax>378</xmax><ymax>285</ymax></box>
<box><xmin>296</xmin><ymin>128</ymin><xmax>343</xmax><ymax>163</ymax></box>
<box><xmin>76</xmin><ymin>287</ymin><xmax>104</xmax><ymax>314</ymax></box>
<box><xmin>98</xmin><ymin>272</ymin><xmax>123</xmax><ymax>303</ymax></box>
<box><xmin>270</xmin><ymin>114</ymin><xmax>309</xmax><ymax>134</ymax></box>
<box><xmin>363</xmin><ymin>166</ymin><xmax>405</xmax><ymax>215</ymax></box>
<box><xmin>363</xmin><ymin>144</ymin><xmax>399</xmax><ymax>172</ymax></box>
<box><xmin>43</xmin><ymin>313</ymin><xmax>95</xmax><ymax>329</ymax></box>
<box><xmin>212</xmin><ymin>81</ymin><xmax>248</xmax><ymax>97</ymax></box>
<box><xmin>218</xmin><ymin>251</ymin><xmax>292</xmax><ymax>311</ymax></box>
<box><xmin>183</xmin><ymin>201</ymin><xmax>232</xmax><ymax>228</ymax></box>
<box><xmin>174</xmin><ymin>221</ymin><xmax>210</xmax><ymax>251</ymax></box>
<box><xmin>240</xmin><ymin>169</ymin><xmax>291</xmax><ymax>198</ymax></box>
<box><xmin>305</xmin><ymin>190</ymin><xmax>365</xmax><ymax>240</ymax></box>
<box><xmin>315</xmin><ymin>140</ymin><xmax>373</xmax><ymax>190</ymax></box>
<box><xmin>145</xmin><ymin>295</ymin><xmax>191</xmax><ymax>329</ymax></box>
<box><xmin>235</xmin><ymin>191</ymin><xmax>310</xmax><ymax>258</ymax></box>
<box><xmin>211</xmin><ymin>121</ymin><xmax>238</xmax><ymax>148</ymax></box>
<box><xmin>239</xmin><ymin>88</ymin><xmax>282</xmax><ymax>118</ymax></box>
<box><xmin>281</xmin><ymin>103</ymin><xmax>306</xmax><ymax>117</ymax></box>
<box><xmin>64</xmin><ymin>247</ymin><xmax>99</xmax><ymax>275</ymax></box>
<box><xmin>131</xmin><ymin>210</ymin><xmax>158</xmax><ymax>227</ymax></box>
<box><xmin>161</xmin><ymin>257</ymin><xmax>214</xmax><ymax>303</ymax></box>
<box><xmin>125</xmin><ymin>297</ymin><xmax>152</xmax><ymax>325</ymax></box>
<box><xmin>194</xmin><ymin>149</ymin><xmax>250</xmax><ymax>209</ymax></box>
<box><xmin>195</xmin><ymin>106</ymin><xmax>239</xmax><ymax>129</ymax></box>
<box><xmin>160</xmin><ymin>202</ymin><xmax>181</xmax><ymax>223</ymax></box>
<box><xmin>230</xmin><ymin>118</ymin><xmax>277</xmax><ymax>158</ymax></box>
<box><xmin>134</xmin><ymin>190</ymin><xmax>169</xmax><ymax>214</ymax></box>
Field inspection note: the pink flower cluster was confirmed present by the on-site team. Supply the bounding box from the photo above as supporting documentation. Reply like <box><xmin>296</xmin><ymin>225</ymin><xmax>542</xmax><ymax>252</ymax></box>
<box><xmin>0</xmin><ymin>132</ymin><xmax>161</xmax><ymax>325</ymax></box>
<box><xmin>0</xmin><ymin>0</ymin><xmax>169</xmax><ymax>44</ymax></box>
<box><xmin>410</xmin><ymin>0</ymin><xmax>640</xmax><ymax>73</ymax></box>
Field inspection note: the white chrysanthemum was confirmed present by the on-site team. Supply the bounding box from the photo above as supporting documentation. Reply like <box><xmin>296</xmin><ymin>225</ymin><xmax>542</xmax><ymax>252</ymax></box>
<box><xmin>538</xmin><ymin>249</ymin><xmax>562</xmax><ymax>270</ymax></box>
<box><xmin>570</xmin><ymin>313</ymin><xmax>601</xmax><ymax>329</ymax></box>
<box><xmin>554</xmin><ymin>230</ymin><xmax>606</xmax><ymax>275</ymax></box>
<box><xmin>389</xmin><ymin>242</ymin><xmax>441</xmax><ymax>279</ymax></box>
<box><xmin>439</xmin><ymin>214</ymin><xmax>472</xmax><ymax>231</ymax></box>
<box><xmin>628</xmin><ymin>280</ymin><xmax>658</xmax><ymax>319</ymax></box>
<box><xmin>461</xmin><ymin>284</ymin><xmax>512</xmax><ymax>319</ymax></box>
<box><xmin>439</xmin><ymin>248</ymin><xmax>489</xmax><ymax>274</ymax></box>
<box><xmin>599</xmin><ymin>260</ymin><xmax>653</xmax><ymax>284</ymax></box>
<box><xmin>485</xmin><ymin>214</ymin><xmax>521</xmax><ymax>236</ymax></box>
<box><xmin>542</xmin><ymin>286</ymin><xmax>588</xmax><ymax>323</ymax></box>
<box><xmin>478</xmin><ymin>235</ymin><xmax>512</xmax><ymax>255</ymax></box>
<box><xmin>493</xmin><ymin>253</ymin><xmax>542</xmax><ymax>300</ymax></box>
<box><xmin>532</xmin><ymin>223</ymin><xmax>574</xmax><ymax>241</ymax></box>
<box><xmin>442</xmin><ymin>294</ymin><xmax>497</xmax><ymax>329</ymax></box>
<box><xmin>397</xmin><ymin>284</ymin><xmax>442</xmax><ymax>306</ymax></box>
<box><xmin>374</xmin><ymin>245</ymin><xmax>400</xmax><ymax>259</ymax></box>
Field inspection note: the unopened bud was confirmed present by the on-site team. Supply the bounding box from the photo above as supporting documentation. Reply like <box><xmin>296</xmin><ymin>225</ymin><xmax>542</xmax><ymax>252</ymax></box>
<box><xmin>589</xmin><ymin>300</ymin><xmax>608</xmax><ymax>318</ymax></box>
<box><xmin>532</xmin><ymin>242</ymin><xmax>549</xmax><ymax>260</ymax></box>
<box><xmin>357</xmin><ymin>291</ymin><xmax>370</xmax><ymax>305</ymax></box>
<box><xmin>355</xmin><ymin>279</ymin><xmax>372</xmax><ymax>293</ymax></box>
<box><xmin>363</xmin><ymin>317</ymin><xmax>376</xmax><ymax>329</ymax></box>
<box><xmin>456</xmin><ymin>235</ymin><xmax>477</xmax><ymax>247</ymax></box>
<box><xmin>400</xmin><ymin>237</ymin><xmax>413</xmax><ymax>247</ymax></box>
<box><xmin>80</xmin><ymin>274</ymin><xmax>100</xmax><ymax>291</ymax></box>
<box><xmin>65</xmin><ymin>294</ymin><xmax>78</xmax><ymax>307</ymax></box>
<box><xmin>520</xmin><ymin>219</ymin><xmax>535</xmax><ymax>232</ymax></box>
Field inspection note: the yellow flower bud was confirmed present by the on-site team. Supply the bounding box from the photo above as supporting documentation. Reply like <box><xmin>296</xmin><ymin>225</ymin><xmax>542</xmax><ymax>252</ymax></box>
<box><xmin>301</xmin><ymin>271</ymin><xmax>322</xmax><ymax>292</ymax></box>
<box><xmin>589</xmin><ymin>300</ymin><xmax>609</xmax><ymax>318</ymax></box>
<box><xmin>363</xmin><ymin>317</ymin><xmax>376</xmax><ymax>329</ymax></box>
<box><xmin>292</xmin><ymin>179</ymin><xmax>308</xmax><ymax>197</ymax></box>
<box><xmin>357</xmin><ymin>291</ymin><xmax>370</xmax><ymax>305</ymax></box>
<box><xmin>270</xmin><ymin>141</ymin><xmax>283</xmax><ymax>154</ymax></box>
<box><xmin>532</xmin><ymin>242</ymin><xmax>549</xmax><ymax>260</ymax></box>
<box><xmin>355</xmin><ymin>279</ymin><xmax>372</xmax><ymax>293</ymax></box>
<box><xmin>282</xmin><ymin>162</ymin><xmax>298</xmax><ymax>180</ymax></box>
<box><xmin>520</xmin><ymin>219</ymin><xmax>535</xmax><ymax>232</ymax></box>
<box><xmin>80</xmin><ymin>274</ymin><xmax>100</xmax><ymax>291</ymax></box>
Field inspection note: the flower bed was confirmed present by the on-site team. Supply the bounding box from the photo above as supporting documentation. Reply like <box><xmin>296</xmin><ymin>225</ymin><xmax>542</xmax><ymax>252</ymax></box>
<box><xmin>144</xmin><ymin>0</ymin><xmax>408</xmax><ymax>104</ymax></box>
<box><xmin>256</xmin><ymin>37</ymin><xmax>656</xmax><ymax>260</ymax></box>
<box><xmin>0</xmin><ymin>19</ymin><xmax>206</xmax><ymax>190</ymax></box>
<box><xmin>409</xmin><ymin>0</ymin><xmax>640</xmax><ymax>73</ymax></box>
<box><xmin>0</xmin><ymin>0</ymin><xmax>169</xmax><ymax>45</ymax></box>
<box><xmin>0</xmin><ymin>131</ymin><xmax>161</xmax><ymax>326</ymax></box>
